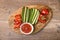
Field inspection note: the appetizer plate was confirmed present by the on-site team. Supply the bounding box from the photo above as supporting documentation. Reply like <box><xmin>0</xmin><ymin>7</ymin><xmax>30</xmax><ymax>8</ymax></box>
<box><xmin>8</xmin><ymin>5</ymin><xmax>52</xmax><ymax>34</ymax></box>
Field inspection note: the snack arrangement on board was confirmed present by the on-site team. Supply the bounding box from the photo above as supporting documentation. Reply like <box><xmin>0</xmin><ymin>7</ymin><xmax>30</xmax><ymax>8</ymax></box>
<box><xmin>9</xmin><ymin>5</ymin><xmax>52</xmax><ymax>35</ymax></box>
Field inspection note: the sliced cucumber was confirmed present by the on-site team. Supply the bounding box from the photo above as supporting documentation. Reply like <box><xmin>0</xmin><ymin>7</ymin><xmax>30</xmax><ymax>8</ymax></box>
<box><xmin>22</xmin><ymin>7</ymin><xmax>40</xmax><ymax>24</ymax></box>
<box><xmin>29</xmin><ymin>8</ymin><xmax>35</xmax><ymax>23</ymax></box>
<box><xmin>29</xmin><ymin>8</ymin><xmax>40</xmax><ymax>24</ymax></box>
<box><xmin>32</xmin><ymin>10</ymin><xmax>40</xmax><ymax>24</ymax></box>
<box><xmin>22</xmin><ymin>7</ymin><xmax>29</xmax><ymax>23</ymax></box>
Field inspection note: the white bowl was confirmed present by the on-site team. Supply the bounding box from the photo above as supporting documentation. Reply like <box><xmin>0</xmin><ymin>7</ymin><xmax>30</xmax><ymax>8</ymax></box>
<box><xmin>20</xmin><ymin>23</ymin><xmax>34</xmax><ymax>35</ymax></box>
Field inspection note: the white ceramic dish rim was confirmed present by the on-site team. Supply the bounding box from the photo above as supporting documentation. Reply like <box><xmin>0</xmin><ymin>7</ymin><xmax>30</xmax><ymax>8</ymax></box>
<box><xmin>20</xmin><ymin>23</ymin><xmax>34</xmax><ymax>35</ymax></box>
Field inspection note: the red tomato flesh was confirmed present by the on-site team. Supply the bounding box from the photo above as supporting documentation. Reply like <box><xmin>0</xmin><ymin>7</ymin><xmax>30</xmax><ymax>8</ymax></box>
<box><xmin>38</xmin><ymin>14</ymin><xmax>47</xmax><ymax>23</ymax></box>
<box><xmin>41</xmin><ymin>8</ymin><xmax>49</xmax><ymax>15</ymax></box>
<box><xmin>14</xmin><ymin>14</ymin><xmax>22</xmax><ymax>29</ymax></box>
<box><xmin>14</xmin><ymin>24</ymin><xmax>20</xmax><ymax>29</ymax></box>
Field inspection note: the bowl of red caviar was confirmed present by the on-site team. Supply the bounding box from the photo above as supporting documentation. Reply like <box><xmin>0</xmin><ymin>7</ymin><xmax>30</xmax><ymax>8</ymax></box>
<box><xmin>20</xmin><ymin>23</ymin><xmax>34</xmax><ymax>35</ymax></box>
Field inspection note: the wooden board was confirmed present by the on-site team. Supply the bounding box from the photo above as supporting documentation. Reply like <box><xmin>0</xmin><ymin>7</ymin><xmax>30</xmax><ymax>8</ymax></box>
<box><xmin>8</xmin><ymin>5</ymin><xmax>52</xmax><ymax>34</ymax></box>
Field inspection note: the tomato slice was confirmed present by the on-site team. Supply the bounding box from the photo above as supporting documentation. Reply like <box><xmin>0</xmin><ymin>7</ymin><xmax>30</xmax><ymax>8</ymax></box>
<box><xmin>14</xmin><ymin>24</ymin><xmax>20</xmax><ymax>29</ymax></box>
<box><xmin>15</xmin><ymin>14</ymin><xmax>21</xmax><ymax>19</ymax></box>
<box><xmin>14</xmin><ymin>21</ymin><xmax>21</xmax><ymax>25</ymax></box>
<box><xmin>14</xmin><ymin>14</ymin><xmax>22</xmax><ymax>29</ymax></box>
<box><xmin>41</xmin><ymin>8</ymin><xmax>49</xmax><ymax>15</ymax></box>
<box><xmin>38</xmin><ymin>14</ymin><xmax>47</xmax><ymax>23</ymax></box>
<box><xmin>14</xmin><ymin>21</ymin><xmax>22</xmax><ymax>29</ymax></box>
<box><xmin>14</xmin><ymin>18</ymin><xmax>21</xmax><ymax>22</ymax></box>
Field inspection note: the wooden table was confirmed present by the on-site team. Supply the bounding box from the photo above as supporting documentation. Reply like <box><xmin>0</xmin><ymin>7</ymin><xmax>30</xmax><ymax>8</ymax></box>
<box><xmin>0</xmin><ymin>0</ymin><xmax>60</xmax><ymax>40</ymax></box>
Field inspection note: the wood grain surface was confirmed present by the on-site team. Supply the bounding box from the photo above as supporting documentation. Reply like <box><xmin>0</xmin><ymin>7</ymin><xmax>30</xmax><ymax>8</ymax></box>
<box><xmin>0</xmin><ymin>0</ymin><xmax>60</xmax><ymax>40</ymax></box>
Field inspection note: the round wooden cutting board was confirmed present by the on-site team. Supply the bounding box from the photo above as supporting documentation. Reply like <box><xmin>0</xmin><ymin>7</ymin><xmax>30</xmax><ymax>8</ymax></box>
<box><xmin>8</xmin><ymin>5</ymin><xmax>53</xmax><ymax>34</ymax></box>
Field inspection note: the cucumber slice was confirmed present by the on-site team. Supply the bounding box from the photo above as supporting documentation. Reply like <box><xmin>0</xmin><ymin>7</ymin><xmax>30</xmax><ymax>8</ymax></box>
<box><xmin>25</xmin><ymin>7</ymin><xmax>29</xmax><ymax>22</ymax></box>
<box><xmin>29</xmin><ymin>8</ymin><xmax>40</xmax><ymax>24</ymax></box>
<box><xmin>22</xmin><ymin>7</ymin><xmax>40</xmax><ymax>24</ymax></box>
<box><xmin>22</xmin><ymin>7</ymin><xmax>29</xmax><ymax>23</ymax></box>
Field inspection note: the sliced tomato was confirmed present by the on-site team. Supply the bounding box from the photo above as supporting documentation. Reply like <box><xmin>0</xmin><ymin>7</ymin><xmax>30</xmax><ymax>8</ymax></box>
<box><xmin>38</xmin><ymin>14</ymin><xmax>47</xmax><ymax>23</ymax></box>
<box><xmin>14</xmin><ymin>18</ymin><xmax>21</xmax><ymax>22</ymax></box>
<box><xmin>14</xmin><ymin>21</ymin><xmax>21</xmax><ymax>25</ymax></box>
<box><xmin>41</xmin><ymin>8</ymin><xmax>49</xmax><ymax>15</ymax></box>
<box><xmin>14</xmin><ymin>21</ymin><xmax>22</xmax><ymax>29</ymax></box>
<box><xmin>14</xmin><ymin>24</ymin><xmax>20</xmax><ymax>29</ymax></box>
<box><xmin>15</xmin><ymin>14</ymin><xmax>22</xmax><ymax>19</ymax></box>
<box><xmin>14</xmin><ymin>14</ymin><xmax>22</xmax><ymax>29</ymax></box>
